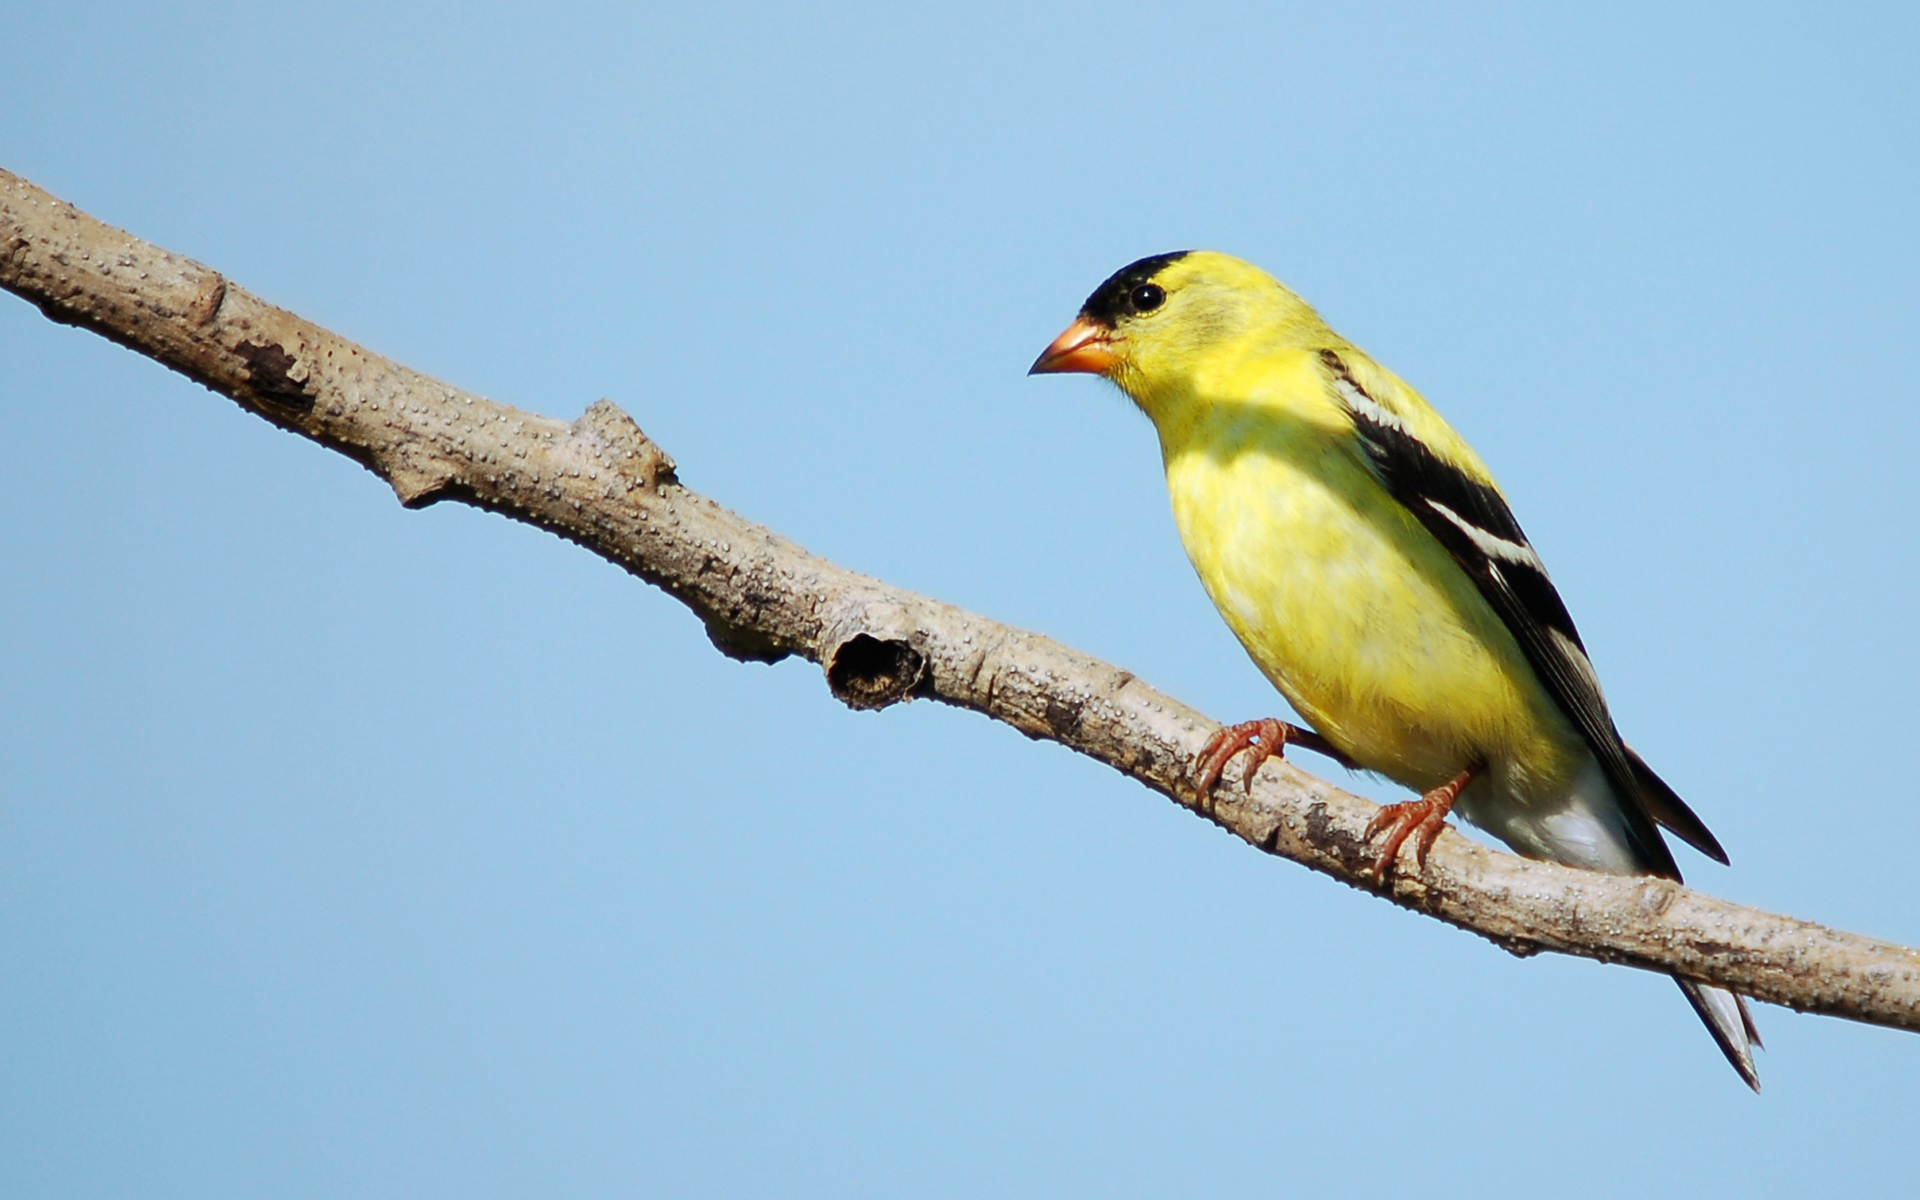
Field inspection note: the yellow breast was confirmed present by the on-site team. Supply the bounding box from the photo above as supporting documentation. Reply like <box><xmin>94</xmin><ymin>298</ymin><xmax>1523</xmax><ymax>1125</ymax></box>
<box><xmin>1157</xmin><ymin>385</ymin><xmax>1582</xmax><ymax>796</ymax></box>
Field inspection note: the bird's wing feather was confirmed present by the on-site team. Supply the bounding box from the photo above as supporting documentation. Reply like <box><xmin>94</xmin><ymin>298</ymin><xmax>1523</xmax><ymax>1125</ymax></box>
<box><xmin>1626</xmin><ymin>745</ymin><xmax>1728</xmax><ymax>865</ymax></box>
<box><xmin>1319</xmin><ymin>350</ymin><xmax>1699</xmax><ymax>878</ymax></box>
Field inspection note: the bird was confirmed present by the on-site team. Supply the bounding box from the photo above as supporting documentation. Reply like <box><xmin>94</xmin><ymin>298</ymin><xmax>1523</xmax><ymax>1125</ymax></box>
<box><xmin>1029</xmin><ymin>250</ymin><xmax>1761</xmax><ymax>1089</ymax></box>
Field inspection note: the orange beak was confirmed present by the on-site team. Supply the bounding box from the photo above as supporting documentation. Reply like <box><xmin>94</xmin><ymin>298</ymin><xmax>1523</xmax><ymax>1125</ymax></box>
<box><xmin>1029</xmin><ymin>316</ymin><xmax>1119</xmax><ymax>376</ymax></box>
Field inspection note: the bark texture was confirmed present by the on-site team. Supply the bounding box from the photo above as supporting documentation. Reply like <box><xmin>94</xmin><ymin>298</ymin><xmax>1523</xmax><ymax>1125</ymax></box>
<box><xmin>5</xmin><ymin>167</ymin><xmax>1917</xmax><ymax>1033</ymax></box>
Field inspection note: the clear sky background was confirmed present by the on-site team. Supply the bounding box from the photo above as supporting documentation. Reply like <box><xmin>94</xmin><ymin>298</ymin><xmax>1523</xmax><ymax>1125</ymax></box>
<box><xmin>4</xmin><ymin>2</ymin><xmax>1917</xmax><ymax>1195</ymax></box>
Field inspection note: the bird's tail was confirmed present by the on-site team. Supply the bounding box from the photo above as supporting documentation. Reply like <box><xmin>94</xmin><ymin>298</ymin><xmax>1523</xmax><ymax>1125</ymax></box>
<box><xmin>1544</xmin><ymin>759</ymin><xmax>1762</xmax><ymax>1089</ymax></box>
<box><xmin>1676</xmin><ymin>978</ymin><xmax>1762</xmax><ymax>1092</ymax></box>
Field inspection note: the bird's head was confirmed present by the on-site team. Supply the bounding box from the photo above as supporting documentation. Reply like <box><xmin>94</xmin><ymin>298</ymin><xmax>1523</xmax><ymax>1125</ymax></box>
<box><xmin>1030</xmin><ymin>250</ymin><xmax>1319</xmax><ymax>417</ymax></box>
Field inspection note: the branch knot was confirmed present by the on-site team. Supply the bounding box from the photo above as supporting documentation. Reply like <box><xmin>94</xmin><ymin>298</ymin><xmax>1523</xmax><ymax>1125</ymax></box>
<box><xmin>827</xmin><ymin>633</ymin><xmax>929</xmax><ymax>710</ymax></box>
<box><xmin>572</xmin><ymin>399</ymin><xmax>676</xmax><ymax>490</ymax></box>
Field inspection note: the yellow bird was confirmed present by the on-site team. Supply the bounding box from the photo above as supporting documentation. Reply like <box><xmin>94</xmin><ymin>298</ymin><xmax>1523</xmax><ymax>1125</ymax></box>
<box><xmin>1031</xmin><ymin>250</ymin><xmax>1760</xmax><ymax>1089</ymax></box>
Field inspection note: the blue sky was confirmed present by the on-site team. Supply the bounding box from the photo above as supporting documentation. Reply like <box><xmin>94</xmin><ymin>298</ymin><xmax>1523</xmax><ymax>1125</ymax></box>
<box><xmin>3</xmin><ymin>2</ymin><xmax>1917</xmax><ymax>1195</ymax></box>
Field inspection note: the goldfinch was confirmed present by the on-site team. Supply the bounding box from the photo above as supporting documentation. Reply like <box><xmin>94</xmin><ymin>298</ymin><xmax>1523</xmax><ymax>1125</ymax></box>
<box><xmin>1031</xmin><ymin>251</ymin><xmax>1761</xmax><ymax>1089</ymax></box>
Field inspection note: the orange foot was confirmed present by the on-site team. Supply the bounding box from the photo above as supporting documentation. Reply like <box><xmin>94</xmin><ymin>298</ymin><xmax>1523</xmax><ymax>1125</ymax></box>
<box><xmin>1365</xmin><ymin>766</ymin><xmax>1478</xmax><ymax>879</ymax></box>
<box><xmin>1193</xmin><ymin>719</ymin><xmax>1361</xmax><ymax>800</ymax></box>
<box><xmin>1194</xmin><ymin>718</ymin><xmax>1299</xmax><ymax>798</ymax></box>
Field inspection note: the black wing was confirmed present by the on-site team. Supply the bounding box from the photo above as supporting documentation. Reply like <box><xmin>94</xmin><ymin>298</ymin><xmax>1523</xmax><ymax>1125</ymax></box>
<box><xmin>1321</xmin><ymin>350</ymin><xmax>1725</xmax><ymax>877</ymax></box>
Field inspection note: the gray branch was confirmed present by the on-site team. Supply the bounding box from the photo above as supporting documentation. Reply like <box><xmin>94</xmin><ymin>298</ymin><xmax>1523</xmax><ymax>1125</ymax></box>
<box><xmin>5</xmin><ymin>166</ymin><xmax>1916</xmax><ymax>1033</ymax></box>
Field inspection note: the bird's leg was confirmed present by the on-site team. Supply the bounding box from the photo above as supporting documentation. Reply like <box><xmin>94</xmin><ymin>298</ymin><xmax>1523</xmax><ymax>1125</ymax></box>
<box><xmin>1193</xmin><ymin>719</ymin><xmax>1360</xmax><ymax>801</ymax></box>
<box><xmin>1193</xmin><ymin>718</ymin><xmax>1299</xmax><ymax>798</ymax></box>
<box><xmin>1364</xmin><ymin>765</ymin><xmax>1478</xmax><ymax>878</ymax></box>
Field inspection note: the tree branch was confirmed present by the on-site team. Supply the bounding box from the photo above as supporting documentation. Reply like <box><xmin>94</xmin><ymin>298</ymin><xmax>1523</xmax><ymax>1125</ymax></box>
<box><xmin>6</xmin><ymin>166</ymin><xmax>1916</xmax><ymax>1033</ymax></box>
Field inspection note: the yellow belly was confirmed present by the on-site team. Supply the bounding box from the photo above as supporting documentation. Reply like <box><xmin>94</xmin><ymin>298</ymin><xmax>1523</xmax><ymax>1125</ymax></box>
<box><xmin>1162</xmin><ymin>423</ymin><xmax>1583</xmax><ymax>798</ymax></box>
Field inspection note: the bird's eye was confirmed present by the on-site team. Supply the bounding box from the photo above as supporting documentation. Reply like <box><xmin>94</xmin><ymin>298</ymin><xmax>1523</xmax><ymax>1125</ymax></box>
<box><xmin>1129</xmin><ymin>283</ymin><xmax>1166</xmax><ymax>313</ymax></box>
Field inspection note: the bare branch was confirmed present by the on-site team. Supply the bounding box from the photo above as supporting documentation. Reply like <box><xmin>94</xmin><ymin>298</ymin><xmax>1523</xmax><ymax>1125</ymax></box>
<box><xmin>5</xmin><ymin>166</ymin><xmax>1916</xmax><ymax>1032</ymax></box>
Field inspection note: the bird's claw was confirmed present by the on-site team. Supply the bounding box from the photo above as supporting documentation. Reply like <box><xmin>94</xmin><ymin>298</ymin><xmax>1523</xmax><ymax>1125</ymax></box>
<box><xmin>1193</xmin><ymin>718</ymin><xmax>1299</xmax><ymax>799</ymax></box>
<box><xmin>1364</xmin><ymin>766</ymin><xmax>1476</xmax><ymax>879</ymax></box>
